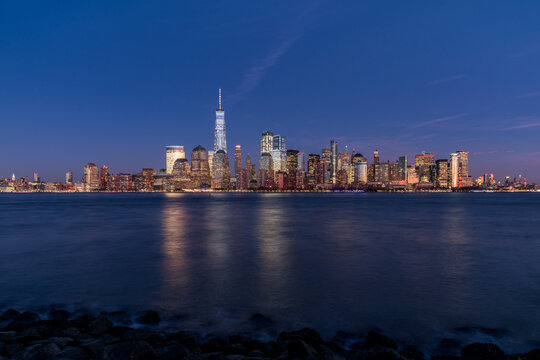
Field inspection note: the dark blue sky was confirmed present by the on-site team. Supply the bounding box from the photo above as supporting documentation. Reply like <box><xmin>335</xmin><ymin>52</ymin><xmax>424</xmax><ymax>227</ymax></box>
<box><xmin>1</xmin><ymin>1</ymin><xmax>540</xmax><ymax>182</ymax></box>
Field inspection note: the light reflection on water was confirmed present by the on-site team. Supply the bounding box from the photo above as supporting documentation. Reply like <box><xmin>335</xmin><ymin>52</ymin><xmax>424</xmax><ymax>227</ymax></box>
<box><xmin>1</xmin><ymin>193</ymin><xmax>540</xmax><ymax>352</ymax></box>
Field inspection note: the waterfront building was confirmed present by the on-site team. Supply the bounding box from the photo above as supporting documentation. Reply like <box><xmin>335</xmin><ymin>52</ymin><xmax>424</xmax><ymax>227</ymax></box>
<box><xmin>100</xmin><ymin>165</ymin><xmax>109</xmax><ymax>190</ymax></box>
<box><xmin>269</xmin><ymin>149</ymin><xmax>286</xmax><ymax>172</ymax></box>
<box><xmin>436</xmin><ymin>159</ymin><xmax>450</xmax><ymax>188</ymax></box>
<box><xmin>234</xmin><ymin>145</ymin><xmax>242</xmax><ymax>188</ymax></box>
<box><xmin>65</xmin><ymin>171</ymin><xmax>73</xmax><ymax>185</ymax></box>
<box><xmin>389</xmin><ymin>161</ymin><xmax>400</xmax><ymax>182</ymax></box>
<box><xmin>142</xmin><ymin>168</ymin><xmax>156</xmax><ymax>191</ymax></box>
<box><xmin>275</xmin><ymin>171</ymin><xmax>287</xmax><ymax>190</ymax></box>
<box><xmin>166</xmin><ymin>146</ymin><xmax>185</xmax><ymax>174</ymax></box>
<box><xmin>260</xmin><ymin>131</ymin><xmax>274</xmax><ymax>154</ymax></box>
<box><xmin>172</xmin><ymin>158</ymin><xmax>192</xmax><ymax>190</ymax></box>
<box><xmin>373</xmin><ymin>150</ymin><xmax>380</xmax><ymax>165</ymax></box>
<box><xmin>153</xmin><ymin>172</ymin><xmax>175</xmax><ymax>192</ymax></box>
<box><xmin>407</xmin><ymin>165</ymin><xmax>419</xmax><ymax>184</ymax></box>
<box><xmin>211</xmin><ymin>150</ymin><xmax>231</xmax><ymax>189</ymax></box>
<box><xmin>398</xmin><ymin>156</ymin><xmax>407</xmax><ymax>181</ymax></box>
<box><xmin>83</xmin><ymin>163</ymin><xmax>99</xmax><ymax>191</ymax></box>
<box><xmin>208</xmin><ymin>150</ymin><xmax>214</xmax><ymax>176</ymax></box>
<box><xmin>415</xmin><ymin>152</ymin><xmax>435</xmax><ymax>183</ymax></box>
<box><xmin>352</xmin><ymin>153</ymin><xmax>368</xmax><ymax>184</ymax></box>
<box><xmin>330</xmin><ymin>140</ymin><xmax>338</xmax><ymax>184</ymax></box>
<box><xmin>33</xmin><ymin>172</ymin><xmax>39</xmax><ymax>183</ymax></box>
<box><xmin>375</xmin><ymin>162</ymin><xmax>389</xmax><ymax>183</ymax></box>
<box><xmin>307</xmin><ymin>154</ymin><xmax>320</xmax><ymax>174</ymax></box>
<box><xmin>214</xmin><ymin>88</ymin><xmax>227</xmax><ymax>153</ymax></box>
<box><xmin>190</xmin><ymin>145</ymin><xmax>211</xmax><ymax>189</ymax></box>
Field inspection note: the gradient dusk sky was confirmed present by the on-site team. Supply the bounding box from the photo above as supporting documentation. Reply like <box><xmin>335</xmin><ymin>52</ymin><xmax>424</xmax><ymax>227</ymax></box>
<box><xmin>1</xmin><ymin>1</ymin><xmax>540</xmax><ymax>182</ymax></box>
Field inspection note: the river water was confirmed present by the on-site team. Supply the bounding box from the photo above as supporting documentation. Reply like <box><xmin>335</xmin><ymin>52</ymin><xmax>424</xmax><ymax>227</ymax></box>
<box><xmin>1</xmin><ymin>193</ymin><xmax>539</xmax><ymax>352</ymax></box>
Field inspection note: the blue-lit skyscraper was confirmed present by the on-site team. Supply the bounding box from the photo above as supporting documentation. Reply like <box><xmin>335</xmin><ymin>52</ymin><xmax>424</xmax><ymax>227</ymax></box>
<box><xmin>214</xmin><ymin>88</ymin><xmax>227</xmax><ymax>153</ymax></box>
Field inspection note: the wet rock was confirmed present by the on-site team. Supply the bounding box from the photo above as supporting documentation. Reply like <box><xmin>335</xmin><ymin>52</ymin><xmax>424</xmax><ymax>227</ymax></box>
<box><xmin>104</xmin><ymin>311</ymin><xmax>132</xmax><ymax>326</ymax></box>
<box><xmin>62</xmin><ymin>327</ymin><xmax>80</xmax><ymax>338</ymax></box>
<box><xmin>431</xmin><ymin>356</ymin><xmax>462</xmax><ymax>360</ymax></box>
<box><xmin>7</xmin><ymin>311</ymin><xmax>40</xmax><ymax>330</ymax></box>
<box><xmin>71</xmin><ymin>314</ymin><xmax>97</xmax><ymax>330</ymax></box>
<box><xmin>202</xmin><ymin>338</ymin><xmax>228</xmax><ymax>353</ymax></box>
<box><xmin>99</xmin><ymin>333</ymin><xmax>118</xmax><ymax>345</ymax></box>
<box><xmin>400</xmin><ymin>346</ymin><xmax>425</xmax><ymax>360</ymax></box>
<box><xmin>4</xmin><ymin>342</ymin><xmax>25</xmax><ymax>357</ymax></box>
<box><xmin>278</xmin><ymin>328</ymin><xmax>324</xmax><ymax>349</ymax></box>
<box><xmin>364</xmin><ymin>330</ymin><xmax>397</xmax><ymax>350</ymax></box>
<box><xmin>87</xmin><ymin>316</ymin><xmax>113</xmax><ymax>337</ymax></box>
<box><xmin>122</xmin><ymin>328</ymin><xmax>163</xmax><ymax>343</ymax></box>
<box><xmin>156</xmin><ymin>344</ymin><xmax>190</xmax><ymax>360</ymax></box>
<box><xmin>461</xmin><ymin>343</ymin><xmax>505</xmax><ymax>360</ymax></box>
<box><xmin>434</xmin><ymin>339</ymin><xmax>462</xmax><ymax>356</ymax></box>
<box><xmin>0</xmin><ymin>309</ymin><xmax>20</xmax><ymax>322</ymax></box>
<box><xmin>48</xmin><ymin>310</ymin><xmax>70</xmax><ymax>321</ymax></box>
<box><xmin>47</xmin><ymin>337</ymin><xmax>73</xmax><ymax>348</ymax></box>
<box><xmin>526</xmin><ymin>349</ymin><xmax>540</xmax><ymax>360</ymax></box>
<box><xmin>286</xmin><ymin>339</ymin><xmax>318</xmax><ymax>358</ymax></box>
<box><xmin>12</xmin><ymin>327</ymin><xmax>42</xmax><ymax>342</ymax></box>
<box><xmin>136</xmin><ymin>310</ymin><xmax>161</xmax><ymax>325</ymax></box>
<box><xmin>109</xmin><ymin>326</ymin><xmax>131</xmax><ymax>338</ymax></box>
<box><xmin>81</xmin><ymin>338</ymin><xmax>105</xmax><ymax>356</ymax></box>
<box><xmin>166</xmin><ymin>331</ymin><xmax>198</xmax><ymax>349</ymax></box>
<box><xmin>22</xmin><ymin>342</ymin><xmax>61</xmax><ymax>360</ymax></box>
<box><xmin>54</xmin><ymin>346</ymin><xmax>90</xmax><ymax>360</ymax></box>
<box><xmin>366</xmin><ymin>347</ymin><xmax>405</xmax><ymax>360</ymax></box>
<box><xmin>223</xmin><ymin>343</ymin><xmax>250</xmax><ymax>356</ymax></box>
<box><xmin>104</xmin><ymin>340</ymin><xmax>158</xmax><ymax>360</ymax></box>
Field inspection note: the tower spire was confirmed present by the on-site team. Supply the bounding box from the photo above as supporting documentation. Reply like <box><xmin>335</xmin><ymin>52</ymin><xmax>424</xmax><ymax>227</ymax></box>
<box><xmin>218</xmin><ymin>88</ymin><xmax>222</xmax><ymax>110</ymax></box>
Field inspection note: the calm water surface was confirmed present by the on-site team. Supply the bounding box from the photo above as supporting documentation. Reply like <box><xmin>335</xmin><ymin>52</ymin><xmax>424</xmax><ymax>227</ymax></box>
<box><xmin>1</xmin><ymin>193</ymin><xmax>540</xmax><ymax>351</ymax></box>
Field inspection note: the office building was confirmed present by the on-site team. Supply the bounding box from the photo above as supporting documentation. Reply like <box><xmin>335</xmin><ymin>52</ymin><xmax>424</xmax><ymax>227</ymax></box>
<box><xmin>214</xmin><ymin>88</ymin><xmax>227</xmax><ymax>153</ymax></box>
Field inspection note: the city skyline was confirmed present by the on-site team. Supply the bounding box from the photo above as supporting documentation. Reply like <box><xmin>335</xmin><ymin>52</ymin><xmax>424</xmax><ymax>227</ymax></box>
<box><xmin>1</xmin><ymin>1</ymin><xmax>540</xmax><ymax>181</ymax></box>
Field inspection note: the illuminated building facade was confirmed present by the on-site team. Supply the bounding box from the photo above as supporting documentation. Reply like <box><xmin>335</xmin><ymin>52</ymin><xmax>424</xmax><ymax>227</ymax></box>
<box><xmin>190</xmin><ymin>145</ymin><xmax>211</xmax><ymax>189</ymax></box>
<box><xmin>166</xmin><ymin>146</ymin><xmax>185</xmax><ymax>174</ymax></box>
<box><xmin>234</xmin><ymin>145</ymin><xmax>242</xmax><ymax>187</ymax></box>
<box><xmin>398</xmin><ymin>156</ymin><xmax>407</xmax><ymax>181</ymax></box>
<box><xmin>211</xmin><ymin>150</ymin><xmax>231</xmax><ymax>189</ymax></box>
<box><xmin>260</xmin><ymin>131</ymin><xmax>274</xmax><ymax>154</ymax></box>
<box><xmin>100</xmin><ymin>165</ymin><xmax>109</xmax><ymax>190</ymax></box>
<box><xmin>330</xmin><ymin>140</ymin><xmax>338</xmax><ymax>184</ymax></box>
<box><xmin>436</xmin><ymin>159</ymin><xmax>450</xmax><ymax>188</ymax></box>
<box><xmin>65</xmin><ymin>172</ymin><xmax>73</xmax><ymax>185</ymax></box>
<box><xmin>83</xmin><ymin>163</ymin><xmax>99</xmax><ymax>191</ymax></box>
<box><xmin>214</xmin><ymin>88</ymin><xmax>227</xmax><ymax>153</ymax></box>
<box><xmin>172</xmin><ymin>158</ymin><xmax>192</xmax><ymax>190</ymax></box>
<box><xmin>415</xmin><ymin>152</ymin><xmax>435</xmax><ymax>183</ymax></box>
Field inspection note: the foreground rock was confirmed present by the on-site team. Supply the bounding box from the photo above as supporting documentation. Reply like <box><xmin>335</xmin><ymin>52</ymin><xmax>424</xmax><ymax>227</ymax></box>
<box><xmin>0</xmin><ymin>308</ymin><xmax>537</xmax><ymax>360</ymax></box>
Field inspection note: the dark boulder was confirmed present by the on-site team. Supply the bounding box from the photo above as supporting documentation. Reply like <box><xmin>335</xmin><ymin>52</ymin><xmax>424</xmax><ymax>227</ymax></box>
<box><xmin>7</xmin><ymin>311</ymin><xmax>40</xmax><ymax>330</ymax></box>
<box><xmin>136</xmin><ymin>310</ymin><xmax>161</xmax><ymax>325</ymax></box>
<box><xmin>81</xmin><ymin>338</ymin><xmax>105</xmax><ymax>356</ymax></box>
<box><xmin>400</xmin><ymin>346</ymin><xmax>425</xmax><ymax>360</ymax></box>
<box><xmin>71</xmin><ymin>314</ymin><xmax>97</xmax><ymax>329</ymax></box>
<box><xmin>526</xmin><ymin>349</ymin><xmax>540</xmax><ymax>360</ymax></box>
<box><xmin>104</xmin><ymin>340</ymin><xmax>158</xmax><ymax>360</ymax></box>
<box><xmin>123</xmin><ymin>328</ymin><xmax>163</xmax><ymax>343</ymax></box>
<box><xmin>461</xmin><ymin>343</ymin><xmax>505</xmax><ymax>360</ymax></box>
<box><xmin>166</xmin><ymin>331</ymin><xmax>198</xmax><ymax>349</ymax></box>
<box><xmin>286</xmin><ymin>339</ymin><xmax>318</xmax><ymax>358</ymax></box>
<box><xmin>21</xmin><ymin>342</ymin><xmax>61</xmax><ymax>360</ymax></box>
<box><xmin>156</xmin><ymin>344</ymin><xmax>190</xmax><ymax>360</ymax></box>
<box><xmin>49</xmin><ymin>309</ymin><xmax>70</xmax><ymax>321</ymax></box>
<box><xmin>0</xmin><ymin>308</ymin><xmax>20</xmax><ymax>322</ymax></box>
<box><xmin>201</xmin><ymin>337</ymin><xmax>228</xmax><ymax>353</ymax></box>
<box><xmin>54</xmin><ymin>346</ymin><xmax>90</xmax><ymax>360</ymax></box>
<box><xmin>87</xmin><ymin>317</ymin><xmax>113</xmax><ymax>337</ymax></box>
<box><xmin>364</xmin><ymin>331</ymin><xmax>397</xmax><ymax>350</ymax></box>
<box><xmin>278</xmin><ymin>328</ymin><xmax>324</xmax><ymax>349</ymax></box>
<box><xmin>431</xmin><ymin>356</ymin><xmax>462</xmax><ymax>360</ymax></box>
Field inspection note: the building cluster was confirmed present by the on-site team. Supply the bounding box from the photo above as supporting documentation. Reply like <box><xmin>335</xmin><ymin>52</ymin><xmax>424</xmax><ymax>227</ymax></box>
<box><xmin>0</xmin><ymin>90</ymin><xmax>536</xmax><ymax>192</ymax></box>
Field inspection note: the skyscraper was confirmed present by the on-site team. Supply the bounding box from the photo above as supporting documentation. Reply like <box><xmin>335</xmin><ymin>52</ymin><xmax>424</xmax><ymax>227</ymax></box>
<box><xmin>172</xmin><ymin>158</ymin><xmax>192</xmax><ymax>190</ymax></box>
<box><xmin>33</xmin><ymin>172</ymin><xmax>39</xmax><ymax>183</ymax></box>
<box><xmin>234</xmin><ymin>145</ymin><xmax>242</xmax><ymax>187</ymax></box>
<box><xmin>450</xmin><ymin>152</ymin><xmax>459</xmax><ymax>188</ymax></box>
<box><xmin>190</xmin><ymin>145</ymin><xmax>211</xmax><ymax>189</ymax></box>
<box><xmin>166</xmin><ymin>146</ymin><xmax>186</xmax><ymax>174</ymax></box>
<box><xmin>260</xmin><ymin>131</ymin><xmax>274</xmax><ymax>154</ymax></box>
<box><xmin>286</xmin><ymin>150</ymin><xmax>299</xmax><ymax>172</ymax></box>
<box><xmin>273</xmin><ymin>135</ymin><xmax>286</xmax><ymax>150</ymax></box>
<box><xmin>100</xmin><ymin>165</ymin><xmax>109</xmax><ymax>190</ymax></box>
<box><xmin>415</xmin><ymin>152</ymin><xmax>435</xmax><ymax>183</ymax></box>
<box><xmin>83</xmin><ymin>163</ymin><xmax>99</xmax><ymax>191</ymax></box>
<box><xmin>65</xmin><ymin>172</ymin><xmax>73</xmax><ymax>185</ymax></box>
<box><xmin>211</xmin><ymin>150</ymin><xmax>231</xmax><ymax>189</ymax></box>
<box><xmin>398</xmin><ymin>156</ymin><xmax>407</xmax><ymax>181</ymax></box>
<box><xmin>214</xmin><ymin>88</ymin><xmax>227</xmax><ymax>153</ymax></box>
<box><xmin>330</xmin><ymin>140</ymin><xmax>338</xmax><ymax>184</ymax></box>
<box><xmin>436</xmin><ymin>159</ymin><xmax>449</xmax><ymax>188</ymax></box>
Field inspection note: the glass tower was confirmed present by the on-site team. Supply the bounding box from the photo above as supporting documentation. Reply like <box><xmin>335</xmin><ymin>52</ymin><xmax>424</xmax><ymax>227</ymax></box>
<box><xmin>214</xmin><ymin>88</ymin><xmax>227</xmax><ymax>153</ymax></box>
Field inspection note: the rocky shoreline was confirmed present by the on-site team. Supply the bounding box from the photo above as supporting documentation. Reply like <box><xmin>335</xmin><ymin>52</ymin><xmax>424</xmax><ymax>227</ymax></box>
<box><xmin>0</xmin><ymin>308</ymin><xmax>536</xmax><ymax>360</ymax></box>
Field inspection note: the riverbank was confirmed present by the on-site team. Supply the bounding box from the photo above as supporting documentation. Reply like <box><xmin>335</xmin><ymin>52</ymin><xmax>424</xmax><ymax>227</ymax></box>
<box><xmin>0</xmin><ymin>308</ymin><xmax>537</xmax><ymax>360</ymax></box>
